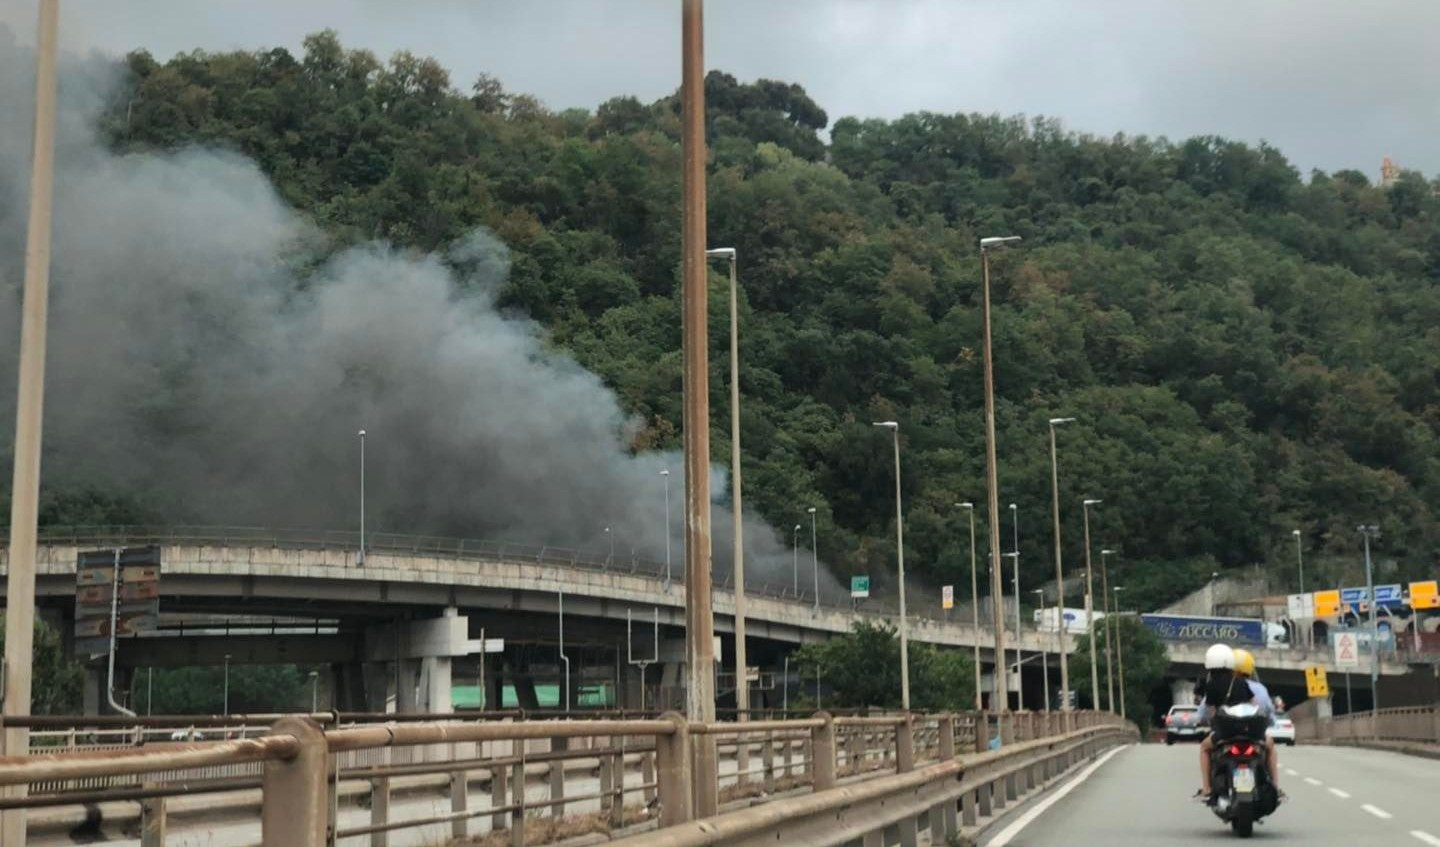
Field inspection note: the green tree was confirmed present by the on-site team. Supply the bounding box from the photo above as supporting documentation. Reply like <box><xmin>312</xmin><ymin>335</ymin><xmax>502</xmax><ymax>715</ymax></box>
<box><xmin>138</xmin><ymin>664</ymin><xmax>313</xmax><ymax>715</ymax></box>
<box><xmin>0</xmin><ymin>618</ymin><xmax>85</xmax><ymax>715</ymax></box>
<box><xmin>793</xmin><ymin>621</ymin><xmax>974</xmax><ymax>710</ymax></box>
<box><xmin>1070</xmin><ymin>616</ymin><xmax>1169</xmax><ymax>726</ymax></box>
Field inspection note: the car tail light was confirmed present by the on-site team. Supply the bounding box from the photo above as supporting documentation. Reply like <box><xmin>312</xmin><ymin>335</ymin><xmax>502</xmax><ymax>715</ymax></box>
<box><xmin>1227</xmin><ymin>743</ymin><xmax>1257</xmax><ymax>757</ymax></box>
<box><xmin>1165</xmin><ymin>715</ymin><xmax>1173</xmax><ymax>726</ymax></box>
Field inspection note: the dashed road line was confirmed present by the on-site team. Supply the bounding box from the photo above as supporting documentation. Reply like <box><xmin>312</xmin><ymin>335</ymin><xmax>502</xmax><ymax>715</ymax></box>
<box><xmin>1284</xmin><ymin>767</ymin><xmax>1298</xmax><ymax>776</ymax></box>
<box><xmin>1328</xmin><ymin>787</ymin><xmax>1351</xmax><ymax>799</ymax></box>
<box><xmin>1304</xmin><ymin>777</ymin><xmax>1323</xmax><ymax>786</ymax></box>
<box><xmin>1362</xmin><ymin>804</ymin><xmax>1393</xmax><ymax>820</ymax></box>
<box><xmin>1410</xmin><ymin>831</ymin><xmax>1440</xmax><ymax>847</ymax></box>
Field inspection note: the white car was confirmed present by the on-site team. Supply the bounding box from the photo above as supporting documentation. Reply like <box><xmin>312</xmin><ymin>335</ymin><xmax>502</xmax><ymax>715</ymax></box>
<box><xmin>1267</xmin><ymin>711</ymin><xmax>1296</xmax><ymax>746</ymax></box>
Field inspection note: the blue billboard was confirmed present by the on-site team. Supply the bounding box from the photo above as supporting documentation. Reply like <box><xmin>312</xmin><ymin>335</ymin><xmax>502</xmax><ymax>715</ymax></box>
<box><xmin>1139</xmin><ymin>614</ymin><xmax>1266</xmax><ymax>646</ymax></box>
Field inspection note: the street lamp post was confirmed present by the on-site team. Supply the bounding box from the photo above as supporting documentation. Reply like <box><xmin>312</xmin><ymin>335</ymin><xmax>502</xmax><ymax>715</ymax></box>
<box><xmin>873</xmin><ymin>421</ymin><xmax>910</xmax><ymax>711</ymax></box>
<box><xmin>958</xmin><ymin>502</ymin><xmax>981</xmax><ymax>711</ymax></box>
<box><xmin>1009</xmin><ymin>502</ymin><xmax>1022</xmax><ymax>711</ymax></box>
<box><xmin>1112</xmin><ymin>587</ymin><xmax>1127</xmax><ymax>720</ymax></box>
<box><xmin>1047</xmin><ymin>416</ymin><xmax>1074</xmax><ymax>721</ymax></box>
<box><xmin>706</xmin><ymin>246</ymin><xmax>748</xmax><ymax>724</ymax></box>
<box><xmin>792</xmin><ymin>524</ymin><xmax>801</xmax><ymax>597</ymax></box>
<box><xmin>980</xmin><ymin>235</ymin><xmax>1021</xmax><ymax>735</ymax></box>
<box><xmin>660</xmin><ymin>469</ymin><xmax>672</xmax><ymax>587</ymax></box>
<box><xmin>1003</xmin><ymin>551</ymin><xmax>1022</xmax><ymax>711</ymax></box>
<box><xmin>1081</xmin><ymin>498</ymin><xmax>1102</xmax><ymax>708</ymax></box>
<box><xmin>4</xmin><ymin>10</ymin><xmax>61</xmax><ymax>832</ymax></box>
<box><xmin>808</xmin><ymin>508</ymin><xmax>819</xmax><ymax>612</ymax></box>
<box><xmin>605</xmin><ymin>527</ymin><xmax>614</xmax><ymax>565</ymax></box>
<box><xmin>1358</xmin><ymin>524</ymin><xmax>1380</xmax><ymax>721</ymax></box>
<box><xmin>309</xmin><ymin>671</ymin><xmax>319</xmax><ymax>713</ymax></box>
<box><xmin>1292</xmin><ymin>529</ymin><xmax>1304</xmax><ymax>593</ymax></box>
<box><xmin>223</xmin><ymin>654</ymin><xmax>232</xmax><ymax>716</ymax></box>
<box><xmin>1100</xmin><ymin>548</ymin><xmax>1117</xmax><ymax>713</ymax></box>
<box><xmin>358</xmin><ymin>429</ymin><xmax>367</xmax><ymax>565</ymax></box>
<box><xmin>1032</xmin><ymin>589</ymin><xmax>1050</xmax><ymax>711</ymax></box>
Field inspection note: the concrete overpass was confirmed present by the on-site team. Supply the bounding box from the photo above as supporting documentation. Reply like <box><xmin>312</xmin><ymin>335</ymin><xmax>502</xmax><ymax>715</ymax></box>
<box><xmin>0</xmin><ymin>528</ymin><xmax>1411</xmax><ymax>713</ymax></box>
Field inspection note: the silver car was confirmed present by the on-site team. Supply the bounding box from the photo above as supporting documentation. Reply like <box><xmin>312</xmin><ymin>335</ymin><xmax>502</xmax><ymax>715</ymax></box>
<box><xmin>1267</xmin><ymin>710</ymin><xmax>1296</xmax><ymax>746</ymax></box>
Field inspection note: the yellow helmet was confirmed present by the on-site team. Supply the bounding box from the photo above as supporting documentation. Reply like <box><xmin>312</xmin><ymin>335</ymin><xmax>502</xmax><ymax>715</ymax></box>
<box><xmin>1233</xmin><ymin>648</ymin><xmax>1256</xmax><ymax>677</ymax></box>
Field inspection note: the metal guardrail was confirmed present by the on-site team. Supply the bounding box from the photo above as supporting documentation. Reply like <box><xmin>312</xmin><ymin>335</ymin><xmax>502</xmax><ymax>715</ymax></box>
<box><xmin>1294</xmin><ymin>705</ymin><xmax>1440</xmax><ymax>745</ymax></box>
<box><xmin>0</xmin><ymin>709</ymin><xmax>1120</xmax><ymax>847</ymax></box>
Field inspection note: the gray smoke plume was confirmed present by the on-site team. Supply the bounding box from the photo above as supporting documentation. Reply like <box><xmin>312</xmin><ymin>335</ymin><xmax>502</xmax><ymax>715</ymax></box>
<box><xmin>0</xmin><ymin>39</ymin><xmax>839</xmax><ymax>600</ymax></box>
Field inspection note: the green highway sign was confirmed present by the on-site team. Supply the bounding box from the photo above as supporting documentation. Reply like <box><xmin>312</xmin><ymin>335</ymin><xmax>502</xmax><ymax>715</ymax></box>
<box><xmin>850</xmin><ymin>575</ymin><xmax>870</xmax><ymax>599</ymax></box>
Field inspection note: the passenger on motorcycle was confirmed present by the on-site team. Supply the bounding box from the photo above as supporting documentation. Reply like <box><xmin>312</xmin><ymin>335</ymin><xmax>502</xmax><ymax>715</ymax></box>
<box><xmin>1193</xmin><ymin>643</ymin><xmax>1251</xmax><ymax>801</ymax></box>
<box><xmin>1233</xmin><ymin>648</ymin><xmax>1283</xmax><ymax>799</ymax></box>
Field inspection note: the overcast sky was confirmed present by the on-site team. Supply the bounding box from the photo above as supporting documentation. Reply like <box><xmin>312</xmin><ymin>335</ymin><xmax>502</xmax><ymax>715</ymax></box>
<box><xmin>3</xmin><ymin>0</ymin><xmax>1437</xmax><ymax>178</ymax></box>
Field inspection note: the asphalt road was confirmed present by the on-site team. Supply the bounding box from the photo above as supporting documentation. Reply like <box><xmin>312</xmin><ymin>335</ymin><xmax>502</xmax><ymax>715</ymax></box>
<box><xmin>984</xmin><ymin>743</ymin><xmax>1440</xmax><ymax>846</ymax></box>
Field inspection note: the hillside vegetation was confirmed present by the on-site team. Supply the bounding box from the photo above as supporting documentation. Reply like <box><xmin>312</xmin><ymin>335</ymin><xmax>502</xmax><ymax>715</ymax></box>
<box><xmin>32</xmin><ymin>31</ymin><xmax>1440</xmax><ymax>609</ymax></box>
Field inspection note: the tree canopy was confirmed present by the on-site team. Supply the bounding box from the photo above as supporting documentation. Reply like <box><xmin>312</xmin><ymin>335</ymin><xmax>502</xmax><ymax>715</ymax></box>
<box><xmin>793</xmin><ymin>621</ymin><xmax>976</xmax><ymax>711</ymax></box>
<box><xmin>17</xmin><ymin>30</ymin><xmax>1440</xmax><ymax>611</ymax></box>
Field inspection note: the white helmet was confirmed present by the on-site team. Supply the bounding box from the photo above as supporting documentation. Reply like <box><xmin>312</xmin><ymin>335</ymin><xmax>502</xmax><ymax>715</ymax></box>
<box><xmin>1204</xmin><ymin>643</ymin><xmax>1235</xmax><ymax>670</ymax></box>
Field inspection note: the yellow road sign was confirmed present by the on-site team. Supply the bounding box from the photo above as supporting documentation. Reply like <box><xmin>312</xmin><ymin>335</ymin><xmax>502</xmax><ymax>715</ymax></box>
<box><xmin>1305</xmin><ymin>665</ymin><xmax>1330</xmax><ymax>698</ymax></box>
<box><xmin>1313</xmin><ymin>589</ymin><xmax>1342</xmax><ymax>618</ymax></box>
<box><xmin>1410</xmin><ymin>580</ymin><xmax>1439</xmax><ymax>610</ymax></box>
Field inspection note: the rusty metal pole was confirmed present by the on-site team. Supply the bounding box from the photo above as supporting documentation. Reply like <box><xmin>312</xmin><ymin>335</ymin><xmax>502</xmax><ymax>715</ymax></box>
<box><xmin>1082</xmin><ymin>499</ymin><xmax>1101</xmax><ymax>708</ymax></box>
<box><xmin>1047</xmin><ymin>418</ymin><xmax>1073</xmax><ymax>727</ymax></box>
<box><xmin>680</xmin><ymin>0</ymin><xmax>718</xmax><ymax>818</ymax></box>
<box><xmin>261</xmin><ymin>718</ymin><xmax>328</xmax><ymax>847</ymax></box>
<box><xmin>3</xmin><ymin>3</ymin><xmax>60</xmax><ymax>844</ymax></box>
<box><xmin>979</xmin><ymin>244</ymin><xmax>1008</xmax><ymax>739</ymax></box>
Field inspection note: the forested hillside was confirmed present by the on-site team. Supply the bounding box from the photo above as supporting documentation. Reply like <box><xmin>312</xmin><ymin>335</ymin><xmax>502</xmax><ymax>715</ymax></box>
<box><xmin>26</xmin><ymin>31</ymin><xmax>1440</xmax><ymax>607</ymax></box>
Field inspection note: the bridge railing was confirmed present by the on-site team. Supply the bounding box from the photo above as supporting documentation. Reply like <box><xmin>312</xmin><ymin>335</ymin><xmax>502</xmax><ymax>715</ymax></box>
<box><xmin>16</xmin><ymin>524</ymin><xmax>1027</xmax><ymax>627</ymax></box>
<box><xmin>0</xmin><ymin>709</ymin><xmax>1124</xmax><ymax>846</ymax></box>
<box><xmin>1294</xmin><ymin>705</ymin><xmax>1440</xmax><ymax>745</ymax></box>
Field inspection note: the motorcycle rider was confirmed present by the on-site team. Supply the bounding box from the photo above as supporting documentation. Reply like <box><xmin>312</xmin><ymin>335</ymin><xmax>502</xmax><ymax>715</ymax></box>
<box><xmin>1193</xmin><ymin>643</ymin><xmax>1252</xmax><ymax>801</ymax></box>
<box><xmin>1232</xmin><ymin>648</ymin><xmax>1283</xmax><ymax>798</ymax></box>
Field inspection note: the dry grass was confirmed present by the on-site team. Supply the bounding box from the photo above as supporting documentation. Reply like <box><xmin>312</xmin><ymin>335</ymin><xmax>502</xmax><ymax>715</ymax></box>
<box><xmin>453</xmin><ymin>804</ymin><xmax>657</xmax><ymax>847</ymax></box>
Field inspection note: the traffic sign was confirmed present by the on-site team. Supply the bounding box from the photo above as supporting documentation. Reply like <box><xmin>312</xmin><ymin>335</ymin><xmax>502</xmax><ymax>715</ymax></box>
<box><xmin>1340</xmin><ymin>587</ymin><xmax>1368</xmax><ymax>614</ymax></box>
<box><xmin>850</xmin><ymin>575</ymin><xmax>870</xmax><ymax>599</ymax></box>
<box><xmin>1313</xmin><ymin>589</ymin><xmax>1341</xmax><ymax>617</ymax></box>
<box><xmin>1286</xmin><ymin>593</ymin><xmax>1315</xmax><ymax>620</ymax></box>
<box><xmin>1374</xmin><ymin>584</ymin><xmax>1404</xmax><ymax>609</ymax></box>
<box><xmin>1410</xmin><ymin>580</ymin><xmax>1440</xmax><ymax>610</ymax></box>
<box><xmin>942</xmin><ymin>585</ymin><xmax>954</xmax><ymax>610</ymax></box>
<box><xmin>1304</xmin><ymin>665</ymin><xmax>1330</xmax><ymax>698</ymax></box>
<box><xmin>1333</xmin><ymin>632</ymin><xmax>1360</xmax><ymax>668</ymax></box>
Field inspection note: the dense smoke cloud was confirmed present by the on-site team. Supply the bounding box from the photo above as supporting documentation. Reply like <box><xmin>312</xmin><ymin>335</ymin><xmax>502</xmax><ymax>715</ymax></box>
<box><xmin>0</xmin><ymin>42</ymin><xmax>836</xmax><ymax>598</ymax></box>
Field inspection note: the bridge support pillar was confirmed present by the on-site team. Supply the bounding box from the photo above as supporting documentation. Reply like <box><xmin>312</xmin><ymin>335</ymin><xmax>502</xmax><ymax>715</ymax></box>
<box><xmin>420</xmin><ymin>655</ymin><xmax>453</xmax><ymax>714</ymax></box>
<box><xmin>396</xmin><ymin>659</ymin><xmax>419</xmax><ymax>713</ymax></box>
<box><xmin>1170</xmin><ymin>678</ymin><xmax>1196</xmax><ymax>707</ymax></box>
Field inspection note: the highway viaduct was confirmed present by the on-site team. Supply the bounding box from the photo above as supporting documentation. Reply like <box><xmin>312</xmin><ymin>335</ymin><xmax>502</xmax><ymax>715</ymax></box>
<box><xmin>0</xmin><ymin>529</ymin><xmax>1413</xmax><ymax>717</ymax></box>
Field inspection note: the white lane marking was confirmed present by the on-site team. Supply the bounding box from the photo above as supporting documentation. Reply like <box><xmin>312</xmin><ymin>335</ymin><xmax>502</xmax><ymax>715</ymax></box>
<box><xmin>1363</xmin><ymin>804</ymin><xmax>1393</xmax><ymax>820</ymax></box>
<box><xmin>985</xmin><ymin>745</ymin><xmax>1128</xmax><ymax>847</ymax></box>
<box><xmin>1284</xmin><ymin>767</ymin><xmax>1298</xmax><ymax>776</ymax></box>
<box><xmin>1328</xmin><ymin>787</ymin><xmax>1351</xmax><ymax>799</ymax></box>
<box><xmin>1411</xmin><ymin>831</ymin><xmax>1440</xmax><ymax>846</ymax></box>
<box><xmin>1304</xmin><ymin>777</ymin><xmax>1323</xmax><ymax>786</ymax></box>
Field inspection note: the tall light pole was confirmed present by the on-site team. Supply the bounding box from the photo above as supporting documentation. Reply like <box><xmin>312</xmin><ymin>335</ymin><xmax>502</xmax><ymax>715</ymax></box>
<box><xmin>1047</xmin><ymin>416</ymin><xmax>1074</xmax><ymax>721</ymax></box>
<box><xmin>660</xmin><ymin>469</ymin><xmax>672</xmax><ymax>586</ymax></box>
<box><xmin>223</xmin><ymin>654</ymin><xmax>232</xmax><ymax>716</ymax></box>
<box><xmin>605</xmin><ymin>527</ymin><xmax>614</xmax><ymax>565</ymax></box>
<box><xmin>1002</xmin><ymin>551</ymin><xmax>1022</xmax><ymax>711</ymax></box>
<box><xmin>980</xmin><ymin>235</ymin><xmax>1021</xmax><ymax>731</ymax></box>
<box><xmin>873</xmin><ymin>421</ymin><xmax>910</xmax><ymax>711</ymax></box>
<box><xmin>1358</xmin><ymin>524</ymin><xmax>1380</xmax><ymax>719</ymax></box>
<box><xmin>309</xmin><ymin>670</ymin><xmax>319</xmax><ymax>713</ymax></box>
<box><xmin>1112</xmin><ymin>587</ymin><xmax>1128</xmax><ymax>720</ymax></box>
<box><xmin>792</xmin><ymin>524</ymin><xmax>801</xmax><ymax>597</ymax></box>
<box><xmin>680</xmin><ymin>0</ymin><xmax>717</xmax><ymax>816</ymax></box>
<box><xmin>1032</xmin><ymin>589</ymin><xmax>1050</xmax><ymax>711</ymax></box>
<box><xmin>3</xmin><ymin>8</ymin><xmax>60</xmax><ymax>837</ymax></box>
<box><xmin>1009</xmin><ymin>502</ymin><xmax>1021</xmax><ymax>711</ymax></box>
<box><xmin>1292</xmin><ymin>529</ymin><xmax>1305</xmax><ymax>593</ymax></box>
<box><xmin>808</xmin><ymin>507</ymin><xmax>819</xmax><ymax>612</ymax></box>
<box><xmin>706</xmin><ymin>247</ymin><xmax>747</xmax><ymax>721</ymax></box>
<box><xmin>1100</xmin><ymin>548</ymin><xmax>1117</xmax><ymax>712</ymax></box>
<box><xmin>958</xmin><ymin>503</ymin><xmax>981</xmax><ymax>711</ymax></box>
<box><xmin>357</xmin><ymin>429</ymin><xmax>367</xmax><ymax>565</ymax></box>
<box><xmin>1082</xmin><ymin>498</ymin><xmax>1102</xmax><ymax>708</ymax></box>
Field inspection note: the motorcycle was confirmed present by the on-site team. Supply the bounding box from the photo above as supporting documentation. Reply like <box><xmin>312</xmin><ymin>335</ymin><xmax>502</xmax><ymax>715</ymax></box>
<box><xmin>1208</xmin><ymin>703</ymin><xmax>1279</xmax><ymax>838</ymax></box>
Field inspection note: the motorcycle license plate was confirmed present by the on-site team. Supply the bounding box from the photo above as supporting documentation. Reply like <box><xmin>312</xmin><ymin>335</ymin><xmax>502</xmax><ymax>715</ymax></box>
<box><xmin>1233</xmin><ymin>767</ymin><xmax>1255</xmax><ymax>793</ymax></box>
